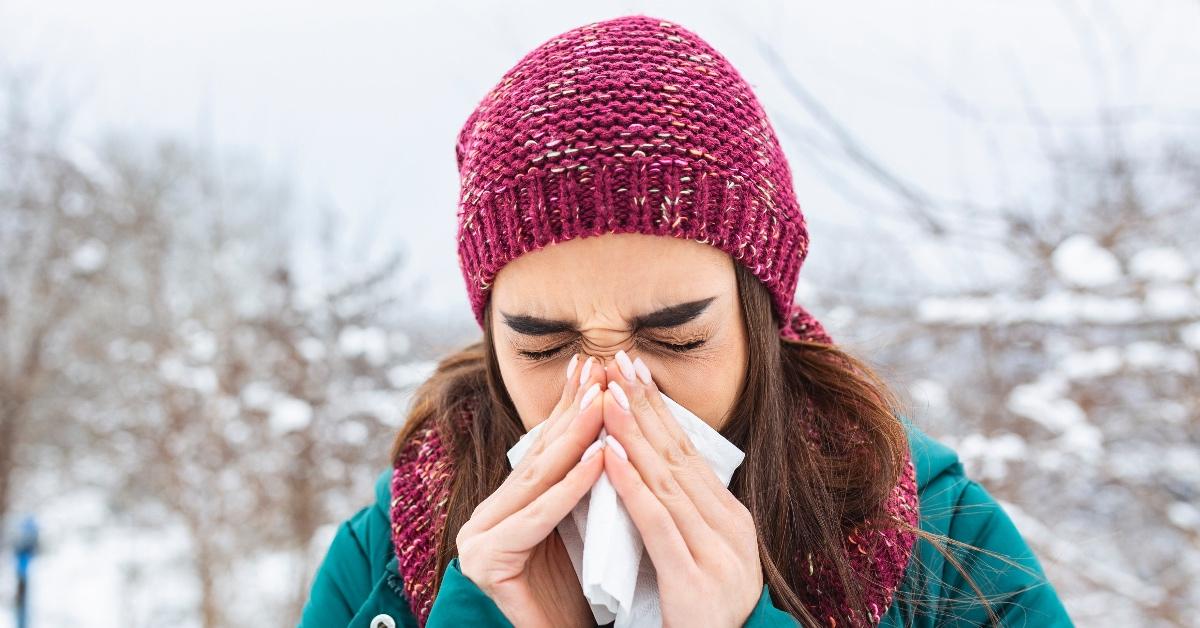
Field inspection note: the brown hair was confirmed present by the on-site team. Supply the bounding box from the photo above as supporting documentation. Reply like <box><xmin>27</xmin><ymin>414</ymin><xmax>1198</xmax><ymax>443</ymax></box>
<box><xmin>391</xmin><ymin>262</ymin><xmax>1041</xmax><ymax>626</ymax></box>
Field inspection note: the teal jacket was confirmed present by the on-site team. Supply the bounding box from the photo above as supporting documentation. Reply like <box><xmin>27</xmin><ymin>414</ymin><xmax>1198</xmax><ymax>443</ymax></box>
<box><xmin>297</xmin><ymin>419</ymin><xmax>1074</xmax><ymax>627</ymax></box>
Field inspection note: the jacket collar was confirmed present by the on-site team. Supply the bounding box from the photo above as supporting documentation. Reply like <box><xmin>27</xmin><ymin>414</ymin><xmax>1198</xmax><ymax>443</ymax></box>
<box><xmin>900</xmin><ymin>415</ymin><xmax>961</xmax><ymax>491</ymax></box>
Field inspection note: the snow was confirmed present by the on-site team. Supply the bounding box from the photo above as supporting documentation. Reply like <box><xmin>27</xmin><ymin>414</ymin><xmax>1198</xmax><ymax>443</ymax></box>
<box><xmin>1006</xmin><ymin>375</ymin><xmax>1104</xmax><ymax>462</ymax></box>
<box><xmin>334</xmin><ymin>388</ymin><xmax>411</xmax><ymax>427</ymax></box>
<box><xmin>0</xmin><ymin>484</ymin><xmax>301</xmax><ymax>628</ymax></box>
<box><xmin>297</xmin><ymin>336</ymin><xmax>326</xmax><ymax>361</ymax></box>
<box><xmin>1145</xmin><ymin>285</ymin><xmax>1197</xmax><ymax>319</ymax></box>
<box><xmin>388</xmin><ymin>331</ymin><xmax>412</xmax><ymax>356</ymax></box>
<box><xmin>129</xmin><ymin>341</ymin><xmax>154</xmax><ymax>364</ymax></box>
<box><xmin>1054</xmin><ymin>293</ymin><xmax>1143</xmax><ymax>325</ymax></box>
<box><xmin>917</xmin><ymin>244</ymin><xmax>1198</xmax><ymax>331</ymax></box>
<box><xmin>184</xmin><ymin>327</ymin><xmax>217</xmax><ymax>363</ymax></box>
<box><xmin>917</xmin><ymin>295</ymin><xmax>994</xmax><ymax>325</ymax></box>
<box><xmin>1004</xmin><ymin>333</ymin><xmax>1199</xmax><ymax>466</ymax></box>
<box><xmin>1059</xmin><ymin>346</ymin><xmax>1123</xmax><ymax>379</ymax></box>
<box><xmin>268</xmin><ymin>396</ymin><xmax>314</xmax><ymax>433</ymax></box>
<box><xmin>950</xmin><ymin>432</ymin><xmax>1028</xmax><ymax>481</ymax></box>
<box><xmin>1123</xmin><ymin>341</ymin><xmax>1197</xmax><ymax>374</ymax></box>
<box><xmin>827</xmin><ymin>304</ymin><xmax>857</xmax><ymax>328</ymax></box>
<box><xmin>386</xmin><ymin>360</ymin><xmax>438</xmax><ymax>389</ymax></box>
<box><xmin>1163</xmin><ymin>446</ymin><xmax>1200</xmax><ymax>478</ymax></box>
<box><xmin>1182</xmin><ymin>321</ymin><xmax>1200</xmax><ymax>350</ymax></box>
<box><xmin>157</xmin><ymin>356</ymin><xmax>218</xmax><ymax>394</ymax></box>
<box><xmin>1130</xmin><ymin>247</ymin><xmax>1190</xmax><ymax>282</ymax></box>
<box><xmin>339</xmin><ymin>326</ymin><xmax>389</xmax><ymax>365</ymax></box>
<box><xmin>223</xmin><ymin>418</ymin><xmax>252</xmax><ymax>444</ymax></box>
<box><xmin>916</xmin><ymin>273</ymin><xmax>1200</xmax><ymax>328</ymax></box>
<box><xmin>1167</xmin><ymin>502</ymin><xmax>1200</xmax><ymax>530</ymax></box>
<box><xmin>1000</xmin><ymin>500</ymin><xmax>1167</xmax><ymax>608</ymax></box>
<box><xmin>71</xmin><ymin>238</ymin><xmax>108</xmax><ymax>272</ymax></box>
<box><xmin>1058</xmin><ymin>343</ymin><xmax>1197</xmax><ymax>378</ymax></box>
<box><xmin>909</xmin><ymin>378</ymin><xmax>949</xmax><ymax>413</ymax></box>
<box><xmin>1051</xmin><ymin>234</ymin><xmax>1121</xmax><ymax>288</ymax></box>
<box><xmin>338</xmin><ymin>419</ymin><xmax>369</xmax><ymax>445</ymax></box>
<box><xmin>1</xmin><ymin>490</ymin><xmax>194</xmax><ymax>628</ymax></box>
<box><xmin>239</xmin><ymin>381</ymin><xmax>276</xmax><ymax>409</ymax></box>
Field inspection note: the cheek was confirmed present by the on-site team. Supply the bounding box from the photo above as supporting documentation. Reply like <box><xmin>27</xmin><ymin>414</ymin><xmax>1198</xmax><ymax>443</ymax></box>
<box><xmin>502</xmin><ymin>364</ymin><xmax>566</xmax><ymax>431</ymax></box>
<box><xmin>649</xmin><ymin>350</ymin><xmax>744</xmax><ymax>430</ymax></box>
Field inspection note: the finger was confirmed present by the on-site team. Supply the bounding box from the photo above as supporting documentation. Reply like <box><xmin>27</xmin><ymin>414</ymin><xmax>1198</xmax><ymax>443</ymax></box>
<box><xmin>601</xmin><ymin>385</ymin><xmax>716</xmax><ymax>558</ymax></box>
<box><xmin>543</xmin><ymin>354</ymin><xmax>607</xmax><ymax>444</ymax></box>
<box><xmin>470</xmin><ymin>379</ymin><xmax>606</xmax><ymax>532</ymax></box>
<box><xmin>554</xmin><ymin>351</ymin><xmax>584</xmax><ymax>415</ymax></box>
<box><xmin>601</xmin><ymin>432</ymin><xmax>696</xmax><ymax>573</ymax></box>
<box><xmin>605</xmin><ymin>358</ymin><xmax>732</xmax><ymax>533</ymax></box>
<box><xmin>523</xmin><ymin>352</ymin><xmax>587</xmax><ymax>455</ymax></box>
<box><xmin>625</xmin><ymin>355</ymin><xmax>743</xmax><ymax>515</ymax></box>
<box><xmin>491</xmin><ymin>354</ymin><xmax>601</xmax><ymax>527</ymax></box>
<box><xmin>485</xmin><ymin>442</ymin><xmax>606</xmax><ymax>550</ymax></box>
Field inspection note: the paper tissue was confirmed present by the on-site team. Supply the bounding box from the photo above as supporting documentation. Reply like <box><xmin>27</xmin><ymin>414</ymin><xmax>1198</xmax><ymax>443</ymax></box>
<box><xmin>506</xmin><ymin>389</ymin><xmax>746</xmax><ymax>627</ymax></box>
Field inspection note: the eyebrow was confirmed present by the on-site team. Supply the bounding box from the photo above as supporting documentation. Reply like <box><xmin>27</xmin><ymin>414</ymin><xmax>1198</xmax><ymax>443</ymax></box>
<box><xmin>500</xmin><ymin>296</ymin><xmax>717</xmax><ymax>336</ymax></box>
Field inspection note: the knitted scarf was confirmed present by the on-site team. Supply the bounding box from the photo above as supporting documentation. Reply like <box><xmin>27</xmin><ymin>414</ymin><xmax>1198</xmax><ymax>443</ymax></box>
<box><xmin>390</xmin><ymin>304</ymin><xmax>920</xmax><ymax>627</ymax></box>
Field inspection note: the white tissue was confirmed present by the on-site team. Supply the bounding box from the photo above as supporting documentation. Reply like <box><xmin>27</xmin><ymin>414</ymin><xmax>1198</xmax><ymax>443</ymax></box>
<box><xmin>506</xmin><ymin>389</ymin><xmax>746</xmax><ymax>627</ymax></box>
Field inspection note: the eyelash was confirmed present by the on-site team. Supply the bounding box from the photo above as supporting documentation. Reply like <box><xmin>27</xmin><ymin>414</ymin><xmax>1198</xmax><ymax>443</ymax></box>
<box><xmin>517</xmin><ymin>338</ymin><xmax>707</xmax><ymax>361</ymax></box>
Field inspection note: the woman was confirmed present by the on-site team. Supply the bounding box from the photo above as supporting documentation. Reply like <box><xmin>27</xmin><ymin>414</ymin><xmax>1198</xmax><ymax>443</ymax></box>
<box><xmin>298</xmin><ymin>14</ymin><xmax>1073</xmax><ymax>628</ymax></box>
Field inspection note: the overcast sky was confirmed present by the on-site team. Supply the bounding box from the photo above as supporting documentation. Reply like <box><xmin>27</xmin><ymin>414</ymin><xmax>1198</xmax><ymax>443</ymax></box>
<box><xmin>2</xmin><ymin>0</ymin><xmax>1197</xmax><ymax>326</ymax></box>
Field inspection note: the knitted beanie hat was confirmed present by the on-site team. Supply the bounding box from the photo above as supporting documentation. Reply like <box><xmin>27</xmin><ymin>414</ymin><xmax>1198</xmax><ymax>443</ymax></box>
<box><xmin>454</xmin><ymin>13</ymin><xmax>831</xmax><ymax>344</ymax></box>
<box><xmin>391</xmin><ymin>14</ymin><xmax>919</xmax><ymax>628</ymax></box>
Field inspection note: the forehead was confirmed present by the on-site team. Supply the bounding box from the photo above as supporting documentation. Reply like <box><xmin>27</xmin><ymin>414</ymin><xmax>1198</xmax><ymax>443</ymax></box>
<box><xmin>491</xmin><ymin>232</ymin><xmax>734</xmax><ymax>322</ymax></box>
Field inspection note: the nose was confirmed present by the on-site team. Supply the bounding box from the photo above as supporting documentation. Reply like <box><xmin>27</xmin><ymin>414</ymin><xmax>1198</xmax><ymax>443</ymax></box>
<box><xmin>577</xmin><ymin>351</ymin><xmax>613</xmax><ymax>374</ymax></box>
<box><xmin>578</xmin><ymin>336</ymin><xmax>636</xmax><ymax>359</ymax></box>
<box><xmin>578</xmin><ymin>348</ymin><xmax>634</xmax><ymax>381</ymax></box>
<box><xmin>579</xmin><ymin>347</ymin><xmax>622</xmax><ymax>365</ymax></box>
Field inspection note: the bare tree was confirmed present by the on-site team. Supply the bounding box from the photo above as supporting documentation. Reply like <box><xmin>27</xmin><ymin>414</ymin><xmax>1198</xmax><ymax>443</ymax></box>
<box><xmin>2</xmin><ymin>73</ymin><xmax>429</xmax><ymax>627</ymax></box>
<box><xmin>0</xmin><ymin>73</ymin><xmax>128</xmax><ymax>541</ymax></box>
<box><xmin>758</xmin><ymin>6</ymin><xmax>1200</xmax><ymax>624</ymax></box>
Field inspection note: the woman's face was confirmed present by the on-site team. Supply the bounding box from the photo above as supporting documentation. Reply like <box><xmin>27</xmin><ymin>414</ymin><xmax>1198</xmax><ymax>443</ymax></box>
<box><xmin>490</xmin><ymin>232</ymin><xmax>749</xmax><ymax>433</ymax></box>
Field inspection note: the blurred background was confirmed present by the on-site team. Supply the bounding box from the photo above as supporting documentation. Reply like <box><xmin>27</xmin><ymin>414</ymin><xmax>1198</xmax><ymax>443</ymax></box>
<box><xmin>0</xmin><ymin>1</ymin><xmax>1197</xmax><ymax>626</ymax></box>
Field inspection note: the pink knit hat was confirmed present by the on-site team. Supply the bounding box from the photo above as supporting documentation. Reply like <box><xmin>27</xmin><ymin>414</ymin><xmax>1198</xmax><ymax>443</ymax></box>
<box><xmin>454</xmin><ymin>13</ymin><xmax>831</xmax><ymax>344</ymax></box>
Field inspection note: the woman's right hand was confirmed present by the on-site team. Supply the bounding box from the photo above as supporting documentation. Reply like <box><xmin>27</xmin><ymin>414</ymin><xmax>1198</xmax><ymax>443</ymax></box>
<box><xmin>456</xmin><ymin>353</ymin><xmax>608</xmax><ymax>628</ymax></box>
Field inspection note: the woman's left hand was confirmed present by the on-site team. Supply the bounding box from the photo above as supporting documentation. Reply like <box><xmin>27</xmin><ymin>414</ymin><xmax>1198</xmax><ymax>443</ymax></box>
<box><xmin>598</xmin><ymin>351</ymin><xmax>764</xmax><ymax>628</ymax></box>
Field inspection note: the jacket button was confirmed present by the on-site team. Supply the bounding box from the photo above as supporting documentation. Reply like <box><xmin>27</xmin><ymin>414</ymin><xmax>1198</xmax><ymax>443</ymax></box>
<box><xmin>370</xmin><ymin>614</ymin><xmax>396</xmax><ymax>628</ymax></box>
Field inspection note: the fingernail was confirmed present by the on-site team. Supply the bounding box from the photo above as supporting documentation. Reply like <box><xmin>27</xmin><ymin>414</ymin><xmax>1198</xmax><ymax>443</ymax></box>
<box><xmin>566</xmin><ymin>353</ymin><xmax>579</xmax><ymax>381</ymax></box>
<box><xmin>580</xmin><ymin>382</ymin><xmax>601</xmax><ymax>409</ymax></box>
<box><xmin>632</xmin><ymin>357</ymin><xmax>652</xmax><ymax>385</ymax></box>
<box><xmin>615</xmin><ymin>349</ymin><xmax>637</xmax><ymax>382</ymax></box>
<box><xmin>579</xmin><ymin>355</ymin><xmax>595</xmax><ymax>386</ymax></box>
<box><xmin>605</xmin><ymin>435</ymin><xmax>628</xmax><ymax>460</ymax></box>
<box><xmin>607</xmin><ymin>381</ymin><xmax>630</xmax><ymax>411</ymax></box>
<box><xmin>580</xmin><ymin>439</ymin><xmax>605</xmax><ymax>462</ymax></box>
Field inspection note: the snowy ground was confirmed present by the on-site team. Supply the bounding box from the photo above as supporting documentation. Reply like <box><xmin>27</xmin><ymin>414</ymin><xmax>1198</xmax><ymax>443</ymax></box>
<box><xmin>0</xmin><ymin>480</ymin><xmax>339</xmax><ymax>628</ymax></box>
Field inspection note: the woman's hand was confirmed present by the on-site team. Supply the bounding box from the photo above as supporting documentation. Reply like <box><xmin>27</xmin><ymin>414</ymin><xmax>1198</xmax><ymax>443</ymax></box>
<box><xmin>456</xmin><ymin>353</ymin><xmax>607</xmax><ymax>628</ymax></box>
<box><xmin>598</xmin><ymin>350</ymin><xmax>764</xmax><ymax>628</ymax></box>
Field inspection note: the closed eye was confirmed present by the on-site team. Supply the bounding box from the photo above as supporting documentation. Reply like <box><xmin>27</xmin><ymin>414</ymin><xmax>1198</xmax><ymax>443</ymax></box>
<box><xmin>517</xmin><ymin>338</ymin><xmax>707</xmax><ymax>361</ymax></box>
